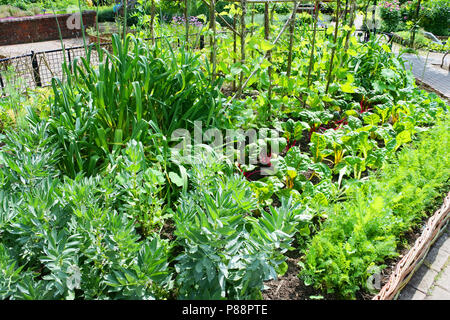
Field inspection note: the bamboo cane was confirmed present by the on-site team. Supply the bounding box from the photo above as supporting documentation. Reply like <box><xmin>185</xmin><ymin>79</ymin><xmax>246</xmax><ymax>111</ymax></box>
<box><xmin>307</xmin><ymin>0</ymin><xmax>320</xmax><ymax>87</ymax></box>
<box><xmin>200</xmin><ymin>0</ymin><xmax>240</xmax><ymax>36</ymax></box>
<box><xmin>325</xmin><ymin>0</ymin><xmax>341</xmax><ymax>94</ymax></box>
<box><xmin>184</xmin><ymin>0</ymin><xmax>190</xmax><ymax>45</ymax></box>
<box><xmin>233</xmin><ymin>15</ymin><xmax>237</xmax><ymax>91</ymax></box>
<box><xmin>251</xmin><ymin>4</ymin><xmax>255</xmax><ymax>59</ymax></box>
<box><xmin>150</xmin><ymin>0</ymin><xmax>155</xmax><ymax>45</ymax></box>
<box><xmin>343</xmin><ymin>0</ymin><xmax>349</xmax><ymax>25</ymax></box>
<box><xmin>265</xmin><ymin>1</ymin><xmax>272</xmax><ymax>103</ymax></box>
<box><xmin>210</xmin><ymin>0</ymin><xmax>217</xmax><ymax>82</ymax></box>
<box><xmin>371</xmin><ymin>0</ymin><xmax>377</xmax><ymax>36</ymax></box>
<box><xmin>344</xmin><ymin>0</ymin><xmax>356</xmax><ymax>52</ymax></box>
<box><xmin>410</xmin><ymin>0</ymin><xmax>422</xmax><ymax>48</ymax></box>
<box><xmin>229</xmin><ymin>1</ymin><xmax>299</xmax><ymax>103</ymax></box>
<box><xmin>287</xmin><ymin>0</ymin><xmax>297</xmax><ymax>77</ymax></box>
<box><xmin>237</xmin><ymin>0</ymin><xmax>247</xmax><ymax>98</ymax></box>
<box><xmin>362</xmin><ymin>0</ymin><xmax>370</xmax><ymax>31</ymax></box>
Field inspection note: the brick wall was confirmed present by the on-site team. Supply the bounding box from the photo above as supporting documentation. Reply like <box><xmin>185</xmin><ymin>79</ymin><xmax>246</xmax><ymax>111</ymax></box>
<box><xmin>0</xmin><ymin>11</ymin><xmax>97</xmax><ymax>46</ymax></box>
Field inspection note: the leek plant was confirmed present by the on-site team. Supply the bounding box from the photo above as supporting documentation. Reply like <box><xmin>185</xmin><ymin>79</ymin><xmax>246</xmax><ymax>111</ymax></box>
<box><xmin>49</xmin><ymin>34</ymin><xmax>224</xmax><ymax>178</ymax></box>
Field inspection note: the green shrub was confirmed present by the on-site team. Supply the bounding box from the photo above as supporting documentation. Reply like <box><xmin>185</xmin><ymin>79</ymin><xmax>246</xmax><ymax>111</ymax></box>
<box><xmin>297</xmin><ymin>12</ymin><xmax>313</xmax><ymax>26</ymax></box>
<box><xmin>0</xmin><ymin>108</ymin><xmax>14</xmax><ymax>133</ymax></box>
<box><xmin>251</xmin><ymin>3</ymin><xmax>293</xmax><ymax>15</ymax></box>
<box><xmin>97</xmin><ymin>6</ymin><xmax>115</xmax><ymax>22</ymax></box>
<box><xmin>92</xmin><ymin>0</ymin><xmax>114</xmax><ymax>5</ymax></box>
<box><xmin>379</xmin><ymin>0</ymin><xmax>403</xmax><ymax>32</ymax></box>
<box><xmin>274</xmin><ymin>3</ymin><xmax>291</xmax><ymax>14</ymax></box>
<box><xmin>0</xmin><ymin>0</ymin><xmax>86</xmax><ymax>11</ymax></box>
<box><xmin>420</xmin><ymin>0</ymin><xmax>450</xmax><ymax>36</ymax></box>
<box><xmin>0</xmin><ymin>119</ymin><xmax>173</xmax><ymax>299</ymax></box>
<box><xmin>0</xmin><ymin>1</ymin><xmax>28</xmax><ymax>11</ymax></box>
<box><xmin>380</xmin><ymin>0</ymin><xmax>450</xmax><ymax>35</ymax></box>
<box><xmin>320</xmin><ymin>2</ymin><xmax>335</xmax><ymax>15</ymax></box>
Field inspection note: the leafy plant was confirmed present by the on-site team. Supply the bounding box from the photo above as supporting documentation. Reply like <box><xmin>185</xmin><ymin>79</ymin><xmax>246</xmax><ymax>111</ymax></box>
<box><xmin>49</xmin><ymin>34</ymin><xmax>224</xmax><ymax>178</ymax></box>
<box><xmin>300</xmin><ymin>120</ymin><xmax>450</xmax><ymax>298</ymax></box>
<box><xmin>174</xmin><ymin>158</ymin><xmax>307</xmax><ymax>299</ymax></box>
<box><xmin>109</xmin><ymin>140</ymin><xmax>168</xmax><ymax>235</ymax></box>
<box><xmin>0</xmin><ymin>122</ymin><xmax>173</xmax><ymax>299</ymax></box>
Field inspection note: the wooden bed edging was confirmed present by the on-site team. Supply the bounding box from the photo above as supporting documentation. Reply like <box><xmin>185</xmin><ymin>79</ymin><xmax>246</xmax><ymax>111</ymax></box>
<box><xmin>373</xmin><ymin>192</ymin><xmax>450</xmax><ymax>300</ymax></box>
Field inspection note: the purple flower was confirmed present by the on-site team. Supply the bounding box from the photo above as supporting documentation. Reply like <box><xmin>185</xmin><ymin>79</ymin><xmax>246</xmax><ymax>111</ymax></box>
<box><xmin>171</xmin><ymin>15</ymin><xmax>203</xmax><ymax>27</ymax></box>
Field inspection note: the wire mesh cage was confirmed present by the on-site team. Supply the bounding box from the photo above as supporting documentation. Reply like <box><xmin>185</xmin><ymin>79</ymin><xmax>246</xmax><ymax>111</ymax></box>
<box><xmin>0</xmin><ymin>32</ymin><xmax>215</xmax><ymax>97</ymax></box>
<box><xmin>0</xmin><ymin>42</ymin><xmax>114</xmax><ymax>96</ymax></box>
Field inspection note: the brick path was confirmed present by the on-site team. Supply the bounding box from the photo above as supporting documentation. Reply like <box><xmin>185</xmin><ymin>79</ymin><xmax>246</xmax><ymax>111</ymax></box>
<box><xmin>399</xmin><ymin>223</ymin><xmax>450</xmax><ymax>300</ymax></box>
<box><xmin>398</xmin><ymin>51</ymin><xmax>450</xmax><ymax>99</ymax></box>
<box><xmin>0</xmin><ymin>38</ymin><xmax>85</xmax><ymax>58</ymax></box>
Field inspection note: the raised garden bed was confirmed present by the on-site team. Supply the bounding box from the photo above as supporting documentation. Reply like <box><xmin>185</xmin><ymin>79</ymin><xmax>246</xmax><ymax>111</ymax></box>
<box><xmin>262</xmin><ymin>191</ymin><xmax>450</xmax><ymax>300</ymax></box>
<box><xmin>0</xmin><ymin>11</ymin><xmax>97</xmax><ymax>46</ymax></box>
<box><xmin>88</xmin><ymin>34</ymin><xmax>113</xmax><ymax>44</ymax></box>
<box><xmin>375</xmin><ymin>192</ymin><xmax>450</xmax><ymax>300</ymax></box>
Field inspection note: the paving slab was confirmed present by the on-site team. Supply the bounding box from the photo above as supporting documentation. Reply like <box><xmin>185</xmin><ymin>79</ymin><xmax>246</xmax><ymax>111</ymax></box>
<box><xmin>400</xmin><ymin>53</ymin><xmax>450</xmax><ymax>98</ymax></box>
<box><xmin>398</xmin><ymin>284</ymin><xmax>427</xmax><ymax>300</ymax></box>
<box><xmin>424</xmin><ymin>230</ymin><xmax>450</xmax><ymax>273</ymax></box>
<box><xmin>441</xmin><ymin>228</ymin><xmax>450</xmax><ymax>251</ymax></box>
<box><xmin>433</xmin><ymin>227</ymin><xmax>450</xmax><ymax>248</ymax></box>
<box><xmin>425</xmin><ymin>285</ymin><xmax>450</xmax><ymax>300</ymax></box>
<box><xmin>407</xmin><ymin>264</ymin><xmax>439</xmax><ymax>294</ymax></box>
<box><xmin>435</xmin><ymin>263</ymin><xmax>450</xmax><ymax>290</ymax></box>
<box><xmin>399</xmin><ymin>221</ymin><xmax>450</xmax><ymax>300</ymax></box>
<box><xmin>424</xmin><ymin>247</ymin><xmax>450</xmax><ymax>273</ymax></box>
<box><xmin>0</xmin><ymin>38</ymin><xmax>85</xmax><ymax>58</ymax></box>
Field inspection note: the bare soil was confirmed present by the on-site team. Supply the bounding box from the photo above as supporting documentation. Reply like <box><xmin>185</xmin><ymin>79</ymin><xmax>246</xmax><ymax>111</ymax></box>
<box><xmin>263</xmin><ymin>256</ymin><xmax>318</xmax><ymax>300</ymax></box>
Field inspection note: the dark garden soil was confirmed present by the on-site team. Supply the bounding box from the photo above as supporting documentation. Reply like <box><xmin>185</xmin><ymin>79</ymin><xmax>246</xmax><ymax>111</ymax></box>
<box><xmin>163</xmin><ymin>79</ymin><xmax>448</xmax><ymax>300</ymax></box>
<box><xmin>161</xmin><ymin>219</ymin><xmax>176</xmax><ymax>241</ymax></box>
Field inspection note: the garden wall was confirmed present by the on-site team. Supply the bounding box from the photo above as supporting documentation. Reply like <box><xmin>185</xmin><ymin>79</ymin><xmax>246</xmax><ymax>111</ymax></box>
<box><xmin>0</xmin><ymin>11</ymin><xmax>97</xmax><ymax>46</ymax></box>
